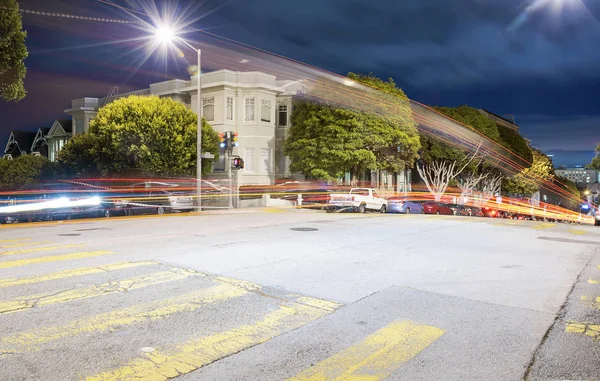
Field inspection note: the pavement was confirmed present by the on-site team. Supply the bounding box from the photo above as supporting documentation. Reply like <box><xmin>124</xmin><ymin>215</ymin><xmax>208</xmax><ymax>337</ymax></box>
<box><xmin>0</xmin><ymin>209</ymin><xmax>598</xmax><ymax>380</ymax></box>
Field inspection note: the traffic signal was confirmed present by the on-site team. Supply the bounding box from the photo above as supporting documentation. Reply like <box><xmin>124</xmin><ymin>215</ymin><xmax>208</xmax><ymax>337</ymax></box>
<box><xmin>219</xmin><ymin>132</ymin><xmax>226</xmax><ymax>149</ymax></box>
<box><xmin>232</xmin><ymin>157</ymin><xmax>244</xmax><ymax>169</ymax></box>
<box><xmin>232</xmin><ymin>132</ymin><xmax>239</xmax><ymax>147</ymax></box>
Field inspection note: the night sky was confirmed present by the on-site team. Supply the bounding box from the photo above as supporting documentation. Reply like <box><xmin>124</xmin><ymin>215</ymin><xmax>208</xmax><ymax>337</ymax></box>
<box><xmin>1</xmin><ymin>0</ymin><xmax>599</xmax><ymax>166</ymax></box>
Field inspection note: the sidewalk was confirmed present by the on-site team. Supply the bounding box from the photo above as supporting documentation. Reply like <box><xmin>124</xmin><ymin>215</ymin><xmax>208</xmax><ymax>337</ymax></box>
<box><xmin>526</xmin><ymin>244</ymin><xmax>600</xmax><ymax>380</ymax></box>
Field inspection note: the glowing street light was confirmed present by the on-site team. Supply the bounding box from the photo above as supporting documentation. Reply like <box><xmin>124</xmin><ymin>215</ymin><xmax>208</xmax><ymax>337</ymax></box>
<box><xmin>153</xmin><ymin>26</ymin><xmax>203</xmax><ymax>211</ymax></box>
<box><xmin>154</xmin><ymin>26</ymin><xmax>175</xmax><ymax>44</ymax></box>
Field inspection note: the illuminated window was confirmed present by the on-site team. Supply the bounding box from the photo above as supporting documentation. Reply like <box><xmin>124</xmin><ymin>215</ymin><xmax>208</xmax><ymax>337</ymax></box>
<box><xmin>245</xmin><ymin>98</ymin><xmax>255</xmax><ymax>121</ymax></box>
<box><xmin>261</xmin><ymin>99</ymin><xmax>271</xmax><ymax>122</ymax></box>
<box><xmin>227</xmin><ymin>97</ymin><xmax>234</xmax><ymax>121</ymax></box>
<box><xmin>261</xmin><ymin>148</ymin><xmax>270</xmax><ymax>173</ymax></box>
<box><xmin>203</xmin><ymin>98</ymin><xmax>215</xmax><ymax>121</ymax></box>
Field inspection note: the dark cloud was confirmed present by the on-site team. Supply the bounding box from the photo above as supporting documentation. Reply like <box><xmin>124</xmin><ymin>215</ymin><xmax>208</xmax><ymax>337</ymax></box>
<box><xmin>1</xmin><ymin>0</ymin><xmax>599</xmax><ymax>167</ymax></box>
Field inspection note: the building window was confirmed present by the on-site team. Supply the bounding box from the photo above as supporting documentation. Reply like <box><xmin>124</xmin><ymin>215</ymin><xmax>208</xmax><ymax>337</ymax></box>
<box><xmin>245</xmin><ymin>98</ymin><xmax>255</xmax><ymax>121</ymax></box>
<box><xmin>227</xmin><ymin>97</ymin><xmax>234</xmax><ymax>121</ymax></box>
<box><xmin>278</xmin><ymin>105</ymin><xmax>288</xmax><ymax>126</ymax></box>
<box><xmin>203</xmin><ymin>97</ymin><xmax>215</xmax><ymax>121</ymax></box>
<box><xmin>261</xmin><ymin>99</ymin><xmax>271</xmax><ymax>122</ymax></box>
<box><xmin>261</xmin><ymin>148</ymin><xmax>270</xmax><ymax>173</ymax></box>
<box><xmin>245</xmin><ymin>148</ymin><xmax>254</xmax><ymax>172</ymax></box>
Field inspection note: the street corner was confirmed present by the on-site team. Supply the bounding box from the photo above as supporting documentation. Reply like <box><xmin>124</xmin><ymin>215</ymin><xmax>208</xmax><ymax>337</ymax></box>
<box><xmin>527</xmin><ymin>248</ymin><xmax>600</xmax><ymax>381</ymax></box>
<box><xmin>186</xmin><ymin>286</ymin><xmax>554</xmax><ymax>381</ymax></box>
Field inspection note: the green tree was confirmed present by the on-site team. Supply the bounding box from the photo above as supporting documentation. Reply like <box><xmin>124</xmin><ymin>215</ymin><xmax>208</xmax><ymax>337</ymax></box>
<box><xmin>284</xmin><ymin>73</ymin><xmax>421</xmax><ymax>180</ymax></box>
<box><xmin>503</xmin><ymin>150</ymin><xmax>554</xmax><ymax>195</ymax></box>
<box><xmin>497</xmin><ymin>125</ymin><xmax>533</xmax><ymax>165</ymax></box>
<box><xmin>284</xmin><ymin>101</ymin><xmax>376</xmax><ymax>180</ymax></box>
<box><xmin>347</xmin><ymin>72</ymin><xmax>421</xmax><ymax>172</ymax></box>
<box><xmin>585</xmin><ymin>143</ymin><xmax>600</xmax><ymax>170</ymax></box>
<box><xmin>435</xmin><ymin>105</ymin><xmax>501</xmax><ymax>142</ymax></box>
<box><xmin>55</xmin><ymin>133</ymin><xmax>99</xmax><ymax>178</ymax></box>
<box><xmin>0</xmin><ymin>0</ymin><xmax>28</xmax><ymax>101</ymax></box>
<box><xmin>57</xmin><ymin>95</ymin><xmax>219</xmax><ymax>177</ymax></box>
<box><xmin>0</xmin><ymin>155</ymin><xmax>47</xmax><ymax>189</ymax></box>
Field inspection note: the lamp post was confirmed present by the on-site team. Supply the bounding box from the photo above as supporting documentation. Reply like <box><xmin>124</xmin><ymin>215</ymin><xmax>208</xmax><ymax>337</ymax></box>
<box><xmin>155</xmin><ymin>27</ymin><xmax>203</xmax><ymax>211</ymax></box>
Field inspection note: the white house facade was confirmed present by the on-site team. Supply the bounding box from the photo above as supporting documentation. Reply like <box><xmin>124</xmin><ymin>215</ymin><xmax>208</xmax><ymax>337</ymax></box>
<box><xmin>61</xmin><ymin>70</ymin><xmax>305</xmax><ymax>185</ymax></box>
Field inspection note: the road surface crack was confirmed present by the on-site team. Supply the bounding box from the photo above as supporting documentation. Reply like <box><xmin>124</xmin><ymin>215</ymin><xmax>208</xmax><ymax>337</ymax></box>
<box><xmin>523</xmin><ymin>248</ymin><xmax>596</xmax><ymax>380</ymax></box>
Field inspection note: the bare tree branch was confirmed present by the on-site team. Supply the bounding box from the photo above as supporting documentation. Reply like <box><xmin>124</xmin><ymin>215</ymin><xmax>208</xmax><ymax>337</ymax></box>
<box><xmin>417</xmin><ymin>139</ymin><xmax>486</xmax><ymax>202</ymax></box>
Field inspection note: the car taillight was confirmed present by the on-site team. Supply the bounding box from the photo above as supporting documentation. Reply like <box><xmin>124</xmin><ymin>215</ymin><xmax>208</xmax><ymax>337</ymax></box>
<box><xmin>351</xmin><ymin>196</ymin><xmax>355</xmax><ymax>201</ymax></box>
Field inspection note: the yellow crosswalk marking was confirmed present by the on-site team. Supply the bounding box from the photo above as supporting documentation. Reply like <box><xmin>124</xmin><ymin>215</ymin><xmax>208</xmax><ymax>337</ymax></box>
<box><xmin>0</xmin><ymin>241</ymin><xmax>52</xmax><ymax>248</ymax></box>
<box><xmin>0</xmin><ymin>250</ymin><xmax>114</xmax><ymax>269</ymax></box>
<box><xmin>295</xmin><ymin>296</ymin><xmax>341</xmax><ymax>312</ymax></box>
<box><xmin>568</xmin><ymin>229</ymin><xmax>587</xmax><ymax>235</ymax></box>
<box><xmin>566</xmin><ymin>321</ymin><xmax>600</xmax><ymax>340</ymax></box>
<box><xmin>286</xmin><ymin>320</ymin><xmax>445</xmax><ymax>381</ymax></box>
<box><xmin>0</xmin><ymin>261</ymin><xmax>157</xmax><ymax>288</ymax></box>
<box><xmin>84</xmin><ymin>303</ymin><xmax>332</xmax><ymax>381</ymax></box>
<box><xmin>213</xmin><ymin>276</ymin><xmax>343</xmax><ymax>312</ymax></box>
<box><xmin>589</xmin><ymin>278</ymin><xmax>599</xmax><ymax>285</ymax></box>
<box><xmin>0</xmin><ymin>238</ymin><xmax>31</xmax><ymax>243</ymax></box>
<box><xmin>1</xmin><ymin>244</ymin><xmax>84</xmax><ymax>256</ymax></box>
<box><xmin>0</xmin><ymin>283</ymin><xmax>247</xmax><ymax>352</ymax></box>
<box><xmin>580</xmin><ymin>295</ymin><xmax>600</xmax><ymax>309</ymax></box>
<box><xmin>0</xmin><ymin>268</ymin><xmax>199</xmax><ymax>314</ymax></box>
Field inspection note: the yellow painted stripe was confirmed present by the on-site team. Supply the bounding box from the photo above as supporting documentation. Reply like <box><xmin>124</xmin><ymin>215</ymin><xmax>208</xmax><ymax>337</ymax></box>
<box><xmin>568</xmin><ymin>229</ymin><xmax>587</xmax><ymax>235</ymax></box>
<box><xmin>0</xmin><ymin>238</ymin><xmax>31</xmax><ymax>243</ymax></box>
<box><xmin>566</xmin><ymin>321</ymin><xmax>600</xmax><ymax>339</ymax></box>
<box><xmin>84</xmin><ymin>303</ymin><xmax>331</xmax><ymax>381</ymax></box>
<box><xmin>0</xmin><ymin>268</ymin><xmax>199</xmax><ymax>314</ymax></box>
<box><xmin>1</xmin><ymin>283</ymin><xmax>247</xmax><ymax>352</ymax></box>
<box><xmin>295</xmin><ymin>296</ymin><xmax>342</xmax><ymax>312</ymax></box>
<box><xmin>213</xmin><ymin>276</ymin><xmax>343</xmax><ymax>312</ymax></box>
<box><xmin>534</xmin><ymin>223</ymin><xmax>556</xmax><ymax>230</ymax></box>
<box><xmin>1</xmin><ymin>244</ymin><xmax>84</xmax><ymax>256</ymax></box>
<box><xmin>0</xmin><ymin>250</ymin><xmax>114</xmax><ymax>269</ymax></box>
<box><xmin>0</xmin><ymin>261</ymin><xmax>157</xmax><ymax>288</ymax></box>
<box><xmin>286</xmin><ymin>320</ymin><xmax>445</xmax><ymax>381</ymax></box>
<box><xmin>589</xmin><ymin>278</ymin><xmax>599</xmax><ymax>285</ymax></box>
<box><xmin>0</xmin><ymin>241</ymin><xmax>52</xmax><ymax>248</ymax></box>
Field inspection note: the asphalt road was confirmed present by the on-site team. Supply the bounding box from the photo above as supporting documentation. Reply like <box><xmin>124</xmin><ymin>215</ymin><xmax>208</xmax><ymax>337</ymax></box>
<box><xmin>0</xmin><ymin>209</ymin><xmax>598</xmax><ymax>381</ymax></box>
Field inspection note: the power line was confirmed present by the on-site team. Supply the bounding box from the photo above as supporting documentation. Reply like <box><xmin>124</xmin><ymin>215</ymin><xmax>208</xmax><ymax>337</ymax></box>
<box><xmin>0</xmin><ymin>5</ymin><xmax>135</xmax><ymax>24</ymax></box>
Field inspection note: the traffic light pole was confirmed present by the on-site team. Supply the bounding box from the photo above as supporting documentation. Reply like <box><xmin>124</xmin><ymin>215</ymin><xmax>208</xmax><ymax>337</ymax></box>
<box><xmin>226</xmin><ymin>148</ymin><xmax>234</xmax><ymax>209</ymax></box>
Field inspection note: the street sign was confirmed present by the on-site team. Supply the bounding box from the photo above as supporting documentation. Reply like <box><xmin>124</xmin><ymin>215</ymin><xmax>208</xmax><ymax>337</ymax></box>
<box><xmin>200</xmin><ymin>153</ymin><xmax>215</xmax><ymax>159</ymax></box>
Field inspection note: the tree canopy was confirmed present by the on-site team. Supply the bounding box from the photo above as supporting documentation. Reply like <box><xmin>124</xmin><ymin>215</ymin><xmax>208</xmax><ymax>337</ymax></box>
<box><xmin>56</xmin><ymin>95</ymin><xmax>219</xmax><ymax>177</ymax></box>
<box><xmin>497</xmin><ymin>124</ymin><xmax>533</xmax><ymax>165</ymax></box>
<box><xmin>503</xmin><ymin>150</ymin><xmax>554</xmax><ymax>196</ymax></box>
<box><xmin>0</xmin><ymin>0</ymin><xmax>28</xmax><ymax>101</ymax></box>
<box><xmin>435</xmin><ymin>105</ymin><xmax>501</xmax><ymax>143</ymax></box>
<box><xmin>0</xmin><ymin>155</ymin><xmax>48</xmax><ymax>190</ymax></box>
<box><xmin>585</xmin><ymin>143</ymin><xmax>600</xmax><ymax>170</ymax></box>
<box><xmin>284</xmin><ymin>73</ymin><xmax>420</xmax><ymax>180</ymax></box>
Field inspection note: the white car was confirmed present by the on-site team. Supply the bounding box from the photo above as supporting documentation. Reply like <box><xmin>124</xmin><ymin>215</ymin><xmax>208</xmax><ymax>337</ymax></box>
<box><xmin>329</xmin><ymin>188</ymin><xmax>388</xmax><ymax>213</ymax></box>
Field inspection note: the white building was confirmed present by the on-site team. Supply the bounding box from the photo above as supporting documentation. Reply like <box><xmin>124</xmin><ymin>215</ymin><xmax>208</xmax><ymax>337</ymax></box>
<box><xmin>60</xmin><ymin>70</ymin><xmax>305</xmax><ymax>185</ymax></box>
<box><xmin>555</xmin><ymin>167</ymin><xmax>599</xmax><ymax>184</ymax></box>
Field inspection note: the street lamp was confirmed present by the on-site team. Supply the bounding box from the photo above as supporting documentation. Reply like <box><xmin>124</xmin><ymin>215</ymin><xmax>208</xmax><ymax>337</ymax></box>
<box><xmin>154</xmin><ymin>27</ymin><xmax>203</xmax><ymax>211</ymax></box>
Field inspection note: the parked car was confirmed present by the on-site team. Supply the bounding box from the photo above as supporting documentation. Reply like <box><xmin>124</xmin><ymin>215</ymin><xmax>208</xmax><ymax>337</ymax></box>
<box><xmin>0</xmin><ymin>182</ymin><xmax>106</xmax><ymax>223</ymax></box>
<box><xmin>328</xmin><ymin>188</ymin><xmax>388</xmax><ymax>213</ymax></box>
<box><xmin>387</xmin><ymin>197</ymin><xmax>424</xmax><ymax>214</ymax></box>
<box><xmin>274</xmin><ymin>181</ymin><xmax>335</xmax><ymax>207</ymax></box>
<box><xmin>114</xmin><ymin>182</ymin><xmax>195</xmax><ymax>216</ymax></box>
<box><xmin>422</xmin><ymin>202</ymin><xmax>454</xmax><ymax>215</ymax></box>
